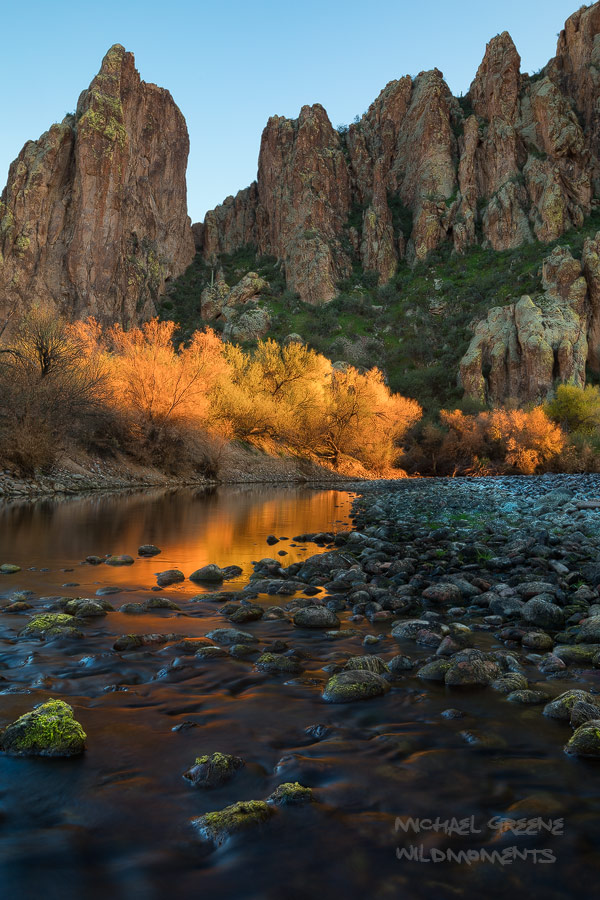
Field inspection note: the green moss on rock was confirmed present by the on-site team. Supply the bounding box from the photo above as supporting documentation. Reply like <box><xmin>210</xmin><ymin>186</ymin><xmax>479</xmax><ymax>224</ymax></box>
<box><xmin>20</xmin><ymin>614</ymin><xmax>83</xmax><ymax>639</ymax></box>
<box><xmin>543</xmin><ymin>689</ymin><xmax>597</xmax><ymax>720</ymax></box>
<box><xmin>1</xmin><ymin>699</ymin><xmax>86</xmax><ymax>757</ymax></box>
<box><xmin>0</xmin><ymin>564</ymin><xmax>21</xmax><ymax>575</ymax></box>
<box><xmin>322</xmin><ymin>670</ymin><xmax>390</xmax><ymax>703</ymax></box>
<box><xmin>255</xmin><ymin>652</ymin><xmax>302</xmax><ymax>674</ymax></box>
<box><xmin>192</xmin><ymin>800</ymin><xmax>273</xmax><ymax>845</ymax></box>
<box><xmin>267</xmin><ymin>782</ymin><xmax>313</xmax><ymax>806</ymax></box>
<box><xmin>183</xmin><ymin>751</ymin><xmax>244</xmax><ymax>787</ymax></box>
<box><xmin>565</xmin><ymin>721</ymin><xmax>600</xmax><ymax>757</ymax></box>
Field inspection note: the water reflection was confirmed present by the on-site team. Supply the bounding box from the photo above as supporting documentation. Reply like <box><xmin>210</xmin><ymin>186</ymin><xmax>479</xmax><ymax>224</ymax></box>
<box><xmin>0</xmin><ymin>486</ymin><xmax>354</xmax><ymax>597</ymax></box>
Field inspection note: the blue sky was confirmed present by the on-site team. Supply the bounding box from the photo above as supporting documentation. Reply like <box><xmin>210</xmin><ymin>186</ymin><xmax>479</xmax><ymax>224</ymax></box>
<box><xmin>0</xmin><ymin>0</ymin><xmax>584</xmax><ymax>223</ymax></box>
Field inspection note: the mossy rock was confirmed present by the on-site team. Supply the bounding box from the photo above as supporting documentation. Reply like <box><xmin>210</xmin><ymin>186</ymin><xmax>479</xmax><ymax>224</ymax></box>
<box><xmin>267</xmin><ymin>782</ymin><xmax>313</xmax><ymax>806</ymax></box>
<box><xmin>20</xmin><ymin>614</ymin><xmax>83</xmax><ymax>639</ymax></box>
<box><xmin>156</xmin><ymin>569</ymin><xmax>185</xmax><ymax>587</ymax></box>
<box><xmin>344</xmin><ymin>655</ymin><xmax>389</xmax><ymax>675</ymax></box>
<box><xmin>183</xmin><ymin>751</ymin><xmax>244</xmax><ymax>788</ymax></box>
<box><xmin>1</xmin><ymin>699</ymin><xmax>86</xmax><ymax>757</ymax></box>
<box><xmin>416</xmin><ymin>660</ymin><xmax>452</xmax><ymax>682</ymax></box>
<box><xmin>506</xmin><ymin>689</ymin><xmax>550</xmax><ymax>705</ymax></box>
<box><xmin>491</xmin><ymin>673</ymin><xmax>528</xmax><ymax>693</ymax></box>
<box><xmin>293</xmin><ymin>606</ymin><xmax>340</xmax><ymax>628</ymax></box>
<box><xmin>119</xmin><ymin>603</ymin><xmax>146</xmax><ymax>614</ymax></box>
<box><xmin>189</xmin><ymin>564</ymin><xmax>225</xmax><ymax>583</ymax></box>
<box><xmin>0</xmin><ymin>564</ymin><xmax>21</xmax><ymax>575</ymax></box>
<box><xmin>322</xmin><ymin>670</ymin><xmax>390</xmax><ymax>703</ymax></box>
<box><xmin>195</xmin><ymin>646</ymin><xmax>228</xmax><ymax>659</ymax></box>
<box><xmin>192</xmin><ymin>800</ymin><xmax>273</xmax><ymax>846</ymax></box>
<box><xmin>565</xmin><ymin>720</ymin><xmax>600</xmax><ymax>757</ymax></box>
<box><xmin>105</xmin><ymin>555</ymin><xmax>134</xmax><ymax>566</ymax></box>
<box><xmin>229</xmin><ymin>643</ymin><xmax>258</xmax><ymax>659</ymax></box>
<box><xmin>255</xmin><ymin>652</ymin><xmax>302</xmax><ymax>674</ymax></box>
<box><xmin>144</xmin><ymin>597</ymin><xmax>181</xmax><ymax>611</ymax></box>
<box><xmin>553</xmin><ymin>644</ymin><xmax>600</xmax><ymax>665</ymax></box>
<box><xmin>138</xmin><ymin>544</ymin><xmax>161</xmax><ymax>556</ymax></box>
<box><xmin>543</xmin><ymin>689</ymin><xmax>597</xmax><ymax>720</ymax></box>
<box><xmin>63</xmin><ymin>599</ymin><xmax>108</xmax><ymax>617</ymax></box>
<box><xmin>206</xmin><ymin>628</ymin><xmax>259</xmax><ymax>645</ymax></box>
<box><xmin>227</xmin><ymin>605</ymin><xmax>264</xmax><ymax>624</ymax></box>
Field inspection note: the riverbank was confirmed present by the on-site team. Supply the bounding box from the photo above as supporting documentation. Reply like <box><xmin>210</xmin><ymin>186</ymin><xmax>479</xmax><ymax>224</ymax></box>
<box><xmin>0</xmin><ymin>441</ymin><xmax>382</xmax><ymax>501</ymax></box>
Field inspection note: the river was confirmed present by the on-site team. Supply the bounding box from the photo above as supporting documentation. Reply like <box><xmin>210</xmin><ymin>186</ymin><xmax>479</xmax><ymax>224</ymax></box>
<box><xmin>0</xmin><ymin>483</ymin><xmax>597</xmax><ymax>899</ymax></box>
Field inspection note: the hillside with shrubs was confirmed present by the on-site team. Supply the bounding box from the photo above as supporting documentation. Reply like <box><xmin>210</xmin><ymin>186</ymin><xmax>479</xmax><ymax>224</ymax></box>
<box><xmin>2</xmin><ymin>305</ymin><xmax>600</xmax><ymax>481</ymax></box>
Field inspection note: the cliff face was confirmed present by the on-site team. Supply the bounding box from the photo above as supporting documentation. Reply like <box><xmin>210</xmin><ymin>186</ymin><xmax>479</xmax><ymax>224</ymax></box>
<box><xmin>460</xmin><ymin>243</ymin><xmax>593</xmax><ymax>404</ymax></box>
<box><xmin>196</xmin><ymin>3</ymin><xmax>600</xmax><ymax>305</ymax></box>
<box><xmin>0</xmin><ymin>45</ymin><xmax>194</xmax><ymax>325</ymax></box>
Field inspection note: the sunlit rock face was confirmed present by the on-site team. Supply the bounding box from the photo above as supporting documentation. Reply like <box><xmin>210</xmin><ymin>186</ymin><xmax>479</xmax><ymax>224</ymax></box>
<box><xmin>196</xmin><ymin>3</ymin><xmax>600</xmax><ymax>303</ymax></box>
<box><xmin>0</xmin><ymin>44</ymin><xmax>194</xmax><ymax>325</ymax></box>
<box><xmin>460</xmin><ymin>244</ymin><xmax>593</xmax><ymax>404</ymax></box>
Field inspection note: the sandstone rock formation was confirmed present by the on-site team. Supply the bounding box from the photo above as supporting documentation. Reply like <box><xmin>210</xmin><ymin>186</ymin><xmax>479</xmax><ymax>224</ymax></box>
<box><xmin>200</xmin><ymin>271</ymin><xmax>269</xmax><ymax>321</ymax></box>
<box><xmin>0</xmin><ymin>44</ymin><xmax>194</xmax><ymax>325</ymax></box>
<box><xmin>460</xmin><ymin>243</ymin><xmax>595</xmax><ymax>403</ymax></box>
<box><xmin>195</xmin><ymin>3</ymin><xmax>600</xmax><ymax>304</ymax></box>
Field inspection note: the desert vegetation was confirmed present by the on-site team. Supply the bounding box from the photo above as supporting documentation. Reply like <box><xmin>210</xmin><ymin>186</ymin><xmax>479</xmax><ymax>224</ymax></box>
<box><xmin>0</xmin><ymin>308</ymin><xmax>421</xmax><ymax>477</ymax></box>
<box><xmin>3</xmin><ymin>307</ymin><xmax>600</xmax><ymax>480</ymax></box>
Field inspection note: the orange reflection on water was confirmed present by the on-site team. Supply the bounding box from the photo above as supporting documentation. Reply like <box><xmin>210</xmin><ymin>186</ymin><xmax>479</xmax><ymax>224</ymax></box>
<box><xmin>0</xmin><ymin>485</ymin><xmax>355</xmax><ymax>598</ymax></box>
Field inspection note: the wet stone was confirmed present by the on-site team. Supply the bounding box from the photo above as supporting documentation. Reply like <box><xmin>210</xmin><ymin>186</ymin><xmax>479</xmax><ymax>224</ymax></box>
<box><xmin>293</xmin><ymin>606</ymin><xmax>340</xmax><ymax>629</ymax></box>
<box><xmin>138</xmin><ymin>545</ymin><xmax>161</xmax><ymax>556</ymax></box>
<box><xmin>255</xmin><ymin>653</ymin><xmax>303</xmax><ymax>674</ymax></box>
<box><xmin>0</xmin><ymin>699</ymin><xmax>86</xmax><ymax>757</ymax></box>
<box><xmin>192</xmin><ymin>800</ymin><xmax>273</xmax><ymax>847</ymax></box>
<box><xmin>565</xmin><ymin>721</ymin><xmax>600</xmax><ymax>758</ymax></box>
<box><xmin>156</xmin><ymin>569</ymin><xmax>185</xmax><ymax>587</ymax></box>
<box><xmin>322</xmin><ymin>670</ymin><xmax>390</xmax><ymax>703</ymax></box>
<box><xmin>183</xmin><ymin>752</ymin><xmax>244</xmax><ymax>788</ymax></box>
<box><xmin>105</xmin><ymin>555</ymin><xmax>134</xmax><ymax>567</ymax></box>
<box><xmin>544</xmin><ymin>689</ymin><xmax>598</xmax><ymax>721</ymax></box>
<box><xmin>19</xmin><ymin>614</ymin><xmax>83</xmax><ymax>640</ymax></box>
<box><xmin>267</xmin><ymin>782</ymin><xmax>313</xmax><ymax>805</ymax></box>
<box><xmin>206</xmin><ymin>628</ymin><xmax>259</xmax><ymax>645</ymax></box>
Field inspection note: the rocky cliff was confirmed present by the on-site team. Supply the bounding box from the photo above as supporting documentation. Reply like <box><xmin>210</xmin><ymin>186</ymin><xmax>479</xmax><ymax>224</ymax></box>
<box><xmin>0</xmin><ymin>45</ymin><xmax>194</xmax><ymax>325</ymax></box>
<box><xmin>196</xmin><ymin>3</ymin><xmax>600</xmax><ymax>305</ymax></box>
<box><xmin>460</xmin><ymin>242</ymin><xmax>596</xmax><ymax>404</ymax></box>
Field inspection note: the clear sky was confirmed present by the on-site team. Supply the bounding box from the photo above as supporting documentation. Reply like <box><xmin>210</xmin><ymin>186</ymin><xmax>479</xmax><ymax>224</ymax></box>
<box><xmin>0</xmin><ymin>0</ymin><xmax>585</xmax><ymax>224</ymax></box>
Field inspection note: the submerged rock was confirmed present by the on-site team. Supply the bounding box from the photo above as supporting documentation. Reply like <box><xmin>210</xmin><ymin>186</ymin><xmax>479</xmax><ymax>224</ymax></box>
<box><xmin>322</xmin><ymin>670</ymin><xmax>390</xmax><ymax>703</ymax></box>
<box><xmin>183</xmin><ymin>752</ymin><xmax>244</xmax><ymax>788</ymax></box>
<box><xmin>1</xmin><ymin>699</ymin><xmax>86</xmax><ymax>757</ymax></box>
<box><xmin>192</xmin><ymin>800</ymin><xmax>273</xmax><ymax>846</ymax></box>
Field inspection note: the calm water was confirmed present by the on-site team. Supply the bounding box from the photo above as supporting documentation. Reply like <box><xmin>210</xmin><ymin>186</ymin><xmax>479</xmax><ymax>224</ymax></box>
<box><xmin>0</xmin><ymin>485</ymin><xmax>598</xmax><ymax>900</ymax></box>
